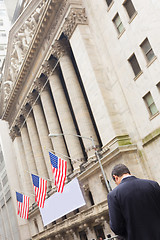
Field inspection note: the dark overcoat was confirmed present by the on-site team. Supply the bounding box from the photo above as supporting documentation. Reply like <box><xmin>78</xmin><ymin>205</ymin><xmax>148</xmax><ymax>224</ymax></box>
<box><xmin>107</xmin><ymin>176</ymin><xmax>160</xmax><ymax>240</ymax></box>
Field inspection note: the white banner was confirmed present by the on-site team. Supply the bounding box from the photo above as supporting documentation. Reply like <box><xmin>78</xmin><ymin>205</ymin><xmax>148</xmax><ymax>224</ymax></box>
<box><xmin>40</xmin><ymin>178</ymin><xmax>86</xmax><ymax>226</ymax></box>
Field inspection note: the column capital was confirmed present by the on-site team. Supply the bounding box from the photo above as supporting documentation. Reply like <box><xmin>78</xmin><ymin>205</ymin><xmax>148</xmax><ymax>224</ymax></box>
<box><xmin>41</xmin><ymin>60</ymin><xmax>53</xmax><ymax>78</ymax></box>
<box><xmin>27</xmin><ymin>91</ymin><xmax>39</xmax><ymax>106</ymax></box>
<box><xmin>62</xmin><ymin>8</ymin><xmax>87</xmax><ymax>39</ymax></box>
<box><xmin>51</xmin><ymin>39</ymin><xmax>70</xmax><ymax>59</ymax></box>
<box><xmin>9</xmin><ymin>126</ymin><xmax>20</xmax><ymax>141</ymax></box>
<box><xmin>15</xmin><ymin>116</ymin><xmax>25</xmax><ymax>129</ymax></box>
<box><xmin>34</xmin><ymin>77</ymin><xmax>48</xmax><ymax>93</ymax></box>
<box><xmin>20</xmin><ymin>104</ymin><xmax>31</xmax><ymax>118</ymax></box>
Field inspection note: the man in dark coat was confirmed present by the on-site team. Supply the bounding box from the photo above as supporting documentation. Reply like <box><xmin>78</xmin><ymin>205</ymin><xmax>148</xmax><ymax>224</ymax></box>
<box><xmin>107</xmin><ymin>164</ymin><xmax>160</xmax><ymax>240</ymax></box>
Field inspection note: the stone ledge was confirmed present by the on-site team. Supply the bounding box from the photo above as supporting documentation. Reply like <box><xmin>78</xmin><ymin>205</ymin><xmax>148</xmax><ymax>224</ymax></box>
<box><xmin>79</xmin><ymin>143</ymin><xmax>137</xmax><ymax>180</ymax></box>
<box><xmin>32</xmin><ymin>200</ymin><xmax>108</xmax><ymax>240</ymax></box>
<box><xmin>142</xmin><ymin>127</ymin><xmax>160</xmax><ymax>146</ymax></box>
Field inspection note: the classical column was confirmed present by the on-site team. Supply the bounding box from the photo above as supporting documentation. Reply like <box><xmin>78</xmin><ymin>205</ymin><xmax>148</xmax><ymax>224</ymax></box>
<box><xmin>34</xmin><ymin>77</ymin><xmax>72</xmax><ymax>175</ymax></box>
<box><xmin>25</xmin><ymin>109</ymin><xmax>49</xmax><ymax>180</ymax></box>
<box><xmin>63</xmin><ymin>10</ymin><xmax>126</xmax><ymax>145</ymax></box>
<box><xmin>47</xmin><ymin>66</ymin><xmax>84</xmax><ymax>172</ymax></box>
<box><xmin>20</xmin><ymin>123</ymin><xmax>38</xmax><ymax>175</ymax></box>
<box><xmin>52</xmin><ymin>39</ymin><xmax>98</xmax><ymax>158</ymax></box>
<box><xmin>10</xmin><ymin>126</ymin><xmax>33</xmax><ymax>195</ymax></box>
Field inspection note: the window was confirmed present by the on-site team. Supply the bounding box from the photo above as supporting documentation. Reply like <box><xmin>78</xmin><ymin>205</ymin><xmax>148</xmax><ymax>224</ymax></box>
<box><xmin>128</xmin><ymin>54</ymin><xmax>141</xmax><ymax>76</ymax></box>
<box><xmin>140</xmin><ymin>38</ymin><xmax>155</xmax><ymax>63</ymax></box>
<box><xmin>123</xmin><ymin>0</ymin><xmax>136</xmax><ymax>19</ymax></box>
<box><xmin>88</xmin><ymin>190</ymin><xmax>94</xmax><ymax>206</ymax></box>
<box><xmin>94</xmin><ymin>225</ymin><xmax>106</xmax><ymax>239</ymax></box>
<box><xmin>113</xmin><ymin>13</ymin><xmax>125</xmax><ymax>35</ymax></box>
<box><xmin>106</xmin><ymin>0</ymin><xmax>113</xmax><ymax>7</ymax></box>
<box><xmin>143</xmin><ymin>92</ymin><xmax>158</xmax><ymax>116</ymax></box>
<box><xmin>79</xmin><ymin>231</ymin><xmax>88</xmax><ymax>240</ymax></box>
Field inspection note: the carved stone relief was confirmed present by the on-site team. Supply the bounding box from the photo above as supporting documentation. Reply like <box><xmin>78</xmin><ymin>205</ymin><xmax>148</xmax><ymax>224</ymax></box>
<box><xmin>2</xmin><ymin>1</ymin><xmax>45</xmax><ymax>113</ymax></box>
<box><xmin>3</xmin><ymin>81</ymin><xmax>13</xmax><ymax>111</ymax></box>
<box><xmin>9</xmin><ymin>2</ymin><xmax>44</xmax><ymax>82</ymax></box>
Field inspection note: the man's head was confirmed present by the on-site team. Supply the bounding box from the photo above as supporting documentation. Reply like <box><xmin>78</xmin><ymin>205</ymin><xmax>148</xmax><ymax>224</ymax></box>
<box><xmin>112</xmin><ymin>164</ymin><xmax>131</xmax><ymax>185</ymax></box>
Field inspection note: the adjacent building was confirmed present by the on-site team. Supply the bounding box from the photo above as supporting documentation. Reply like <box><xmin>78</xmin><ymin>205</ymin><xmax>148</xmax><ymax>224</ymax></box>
<box><xmin>0</xmin><ymin>0</ymin><xmax>160</xmax><ymax>239</ymax></box>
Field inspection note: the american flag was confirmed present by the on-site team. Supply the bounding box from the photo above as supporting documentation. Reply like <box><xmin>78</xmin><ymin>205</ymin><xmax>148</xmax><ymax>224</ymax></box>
<box><xmin>16</xmin><ymin>192</ymin><xmax>29</xmax><ymax>219</ymax></box>
<box><xmin>49</xmin><ymin>152</ymin><xmax>67</xmax><ymax>193</ymax></box>
<box><xmin>31</xmin><ymin>174</ymin><xmax>47</xmax><ymax>208</ymax></box>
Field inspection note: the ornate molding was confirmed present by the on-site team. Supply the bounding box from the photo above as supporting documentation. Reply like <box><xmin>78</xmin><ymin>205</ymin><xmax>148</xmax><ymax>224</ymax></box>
<box><xmin>62</xmin><ymin>8</ymin><xmax>87</xmax><ymax>39</ymax></box>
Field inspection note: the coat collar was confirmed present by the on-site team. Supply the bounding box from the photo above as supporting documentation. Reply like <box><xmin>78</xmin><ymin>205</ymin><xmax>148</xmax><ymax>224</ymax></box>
<box><xmin>121</xmin><ymin>175</ymin><xmax>137</xmax><ymax>184</ymax></box>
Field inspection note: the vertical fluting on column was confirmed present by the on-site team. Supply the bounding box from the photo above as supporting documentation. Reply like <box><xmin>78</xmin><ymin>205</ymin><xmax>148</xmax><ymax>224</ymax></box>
<box><xmin>64</xmin><ymin>13</ymin><xmax>126</xmax><ymax>144</ymax></box>
<box><xmin>52</xmin><ymin>39</ymin><xmax>98</xmax><ymax>158</ymax></box>
<box><xmin>20</xmin><ymin>123</ymin><xmax>38</xmax><ymax>175</ymax></box>
<box><xmin>11</xmin><ymin>126</ymin><xmax>33</xmax><ymax>195</ymax></box>
<box><xmin>25</xmin><ymin>107</ymin><xmax>49</xmax><ymax>180</ymax></box>
<box><xmin>34</xmin><ymin>76</ymin><xmax>72</xmax><ymax>175</ymax></box>
<box><xmin>28</xmin><ymin>91</ymin><xmax>54</xmax><ymax>182</ymax></box>
<box><xmin>48</xmin><ymin>67</ymin><xmax>84</xmax><ymax>172</ymax></box>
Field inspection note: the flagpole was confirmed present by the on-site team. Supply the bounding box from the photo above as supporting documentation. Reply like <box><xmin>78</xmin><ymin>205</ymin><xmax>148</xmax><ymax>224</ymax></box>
<box><xmin>49</xmin><ymin>133</ymin><xmax>112</xmax><ymax>192</ymax></box>
<box><xmin>26</xmin><ymin>170</ymin><xmax>54</xmax><ymax>183</ymax></box>
<box><xmin>14</xmin><ymin>189</ymin><xmax>35</xmax><ymax>197</ymax></box>
<box><xmin>45</xmin><ymin>147</ymin><xmax>83</xmax><ymax>163</ymax></box>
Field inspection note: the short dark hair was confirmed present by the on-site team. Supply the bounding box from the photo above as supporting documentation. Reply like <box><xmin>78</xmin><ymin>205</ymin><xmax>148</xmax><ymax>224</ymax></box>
<box><xmin>111</xmin><ymin>164</ymin><xmax>131</xmax><ymax>181</ymax></box>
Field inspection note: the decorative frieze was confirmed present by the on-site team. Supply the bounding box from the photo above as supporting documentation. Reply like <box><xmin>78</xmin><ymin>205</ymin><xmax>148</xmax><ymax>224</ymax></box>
<box><xmin>62</xmin><ymin>8</ymin><xmax>87</xmax><ymax>39</ymax></box>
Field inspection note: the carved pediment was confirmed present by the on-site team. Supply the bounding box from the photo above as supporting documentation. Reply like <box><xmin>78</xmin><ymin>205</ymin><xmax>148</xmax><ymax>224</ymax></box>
<box><xmin>5</xmin><ymin>1</ymin><xmax>44</xmax><ymax>82</ymax></box>
<box><xmin>1</xmin><ymin>0</ymin><xmax>45</xmax><ymax>115</ymax></box>
<box><xmin>1</xmin><ymin>0</ymin><xmax>87</xmax><ymax>125</ymax></box>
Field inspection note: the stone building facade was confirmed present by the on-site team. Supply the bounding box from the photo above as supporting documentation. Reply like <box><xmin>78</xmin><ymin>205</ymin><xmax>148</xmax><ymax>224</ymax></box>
<box><xmin>0</xmin><ymin>0</ymin><xmax>160</xmax><ymax>239</ymax></box>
